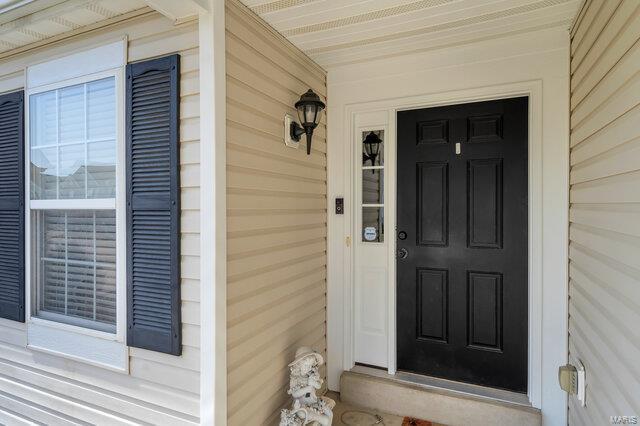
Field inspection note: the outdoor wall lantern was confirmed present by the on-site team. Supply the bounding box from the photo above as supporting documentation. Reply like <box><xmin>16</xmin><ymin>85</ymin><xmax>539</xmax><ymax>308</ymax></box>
<box><xmin>362</xmin><ymin>131</ymin><xmax>382</xmax><ymax>169</ymax></box>
<box><xmin>286</xmin><ymin>89</ymin><xmax>325</xmax><ymax>155</ymax></box>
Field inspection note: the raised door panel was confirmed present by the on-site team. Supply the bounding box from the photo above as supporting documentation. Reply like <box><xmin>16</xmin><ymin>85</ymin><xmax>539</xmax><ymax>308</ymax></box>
<box><xmin>468</xmin><ymin>159</ymin><xmax>503</xmax><ymax>249</ymax></box>
<box><xmin>418</xmin><ymin>119</ymin><xmax>449</xmax><ymax>145</ymax></box>
<box><xmin>468</xmin><ymin>114</ymin><xmax>503</xmax><ymax>143</ymax></box>
<box><xmin>417</xmin><ymin>162</ymin><xmax>448</xmax><ymax>246</ymax></box>
<box><xmin>417</xmin><ymin>268</ymin><xmax>448</xmax><ymax>343</ymax></box>
<box><xmin>467</xmin><ymin>271</ymin><xmax>503</xmax><ymax>352</ymax></box>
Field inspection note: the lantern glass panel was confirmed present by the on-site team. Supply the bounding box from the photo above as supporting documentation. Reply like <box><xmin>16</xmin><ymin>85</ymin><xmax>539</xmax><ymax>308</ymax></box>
<box><xmin>306</xmin><ymin>105</ymin><xmax>317</xmax><ymax>124</ymax></box>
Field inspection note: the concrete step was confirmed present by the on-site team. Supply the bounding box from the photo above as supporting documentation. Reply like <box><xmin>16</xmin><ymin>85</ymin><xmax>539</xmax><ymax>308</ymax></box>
<box><xmin>340</xmin><ymin>370</ymin><xmax>541</xmax><ymax>426</ymax></box>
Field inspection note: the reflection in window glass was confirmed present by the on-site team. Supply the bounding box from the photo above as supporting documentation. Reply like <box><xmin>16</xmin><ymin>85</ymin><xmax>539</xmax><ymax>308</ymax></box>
<box><xmin>59</xmin><ymin>143</ymin><xmax>85</xmax><ymax>198</ymax></box>
<box><xmin>87</xmin><ymin>140</ymin><xmax>116</xmax><ymax>198</ymax></box>
<box><xmin>59</xmin><ymin>85</ymin><xmax>84</xmax><ymax>143</ymax></box>
<box><xmin>30</xmin><ymin>77</ymin><xmax>116</xmax><ymax>200</ymax></box>
<box><xmin>29</xmin><ymin>75</ymin><xmax>117</xmax><ymax>334</ymax></box>
<box><xmin>362</xmin><ymin>169</ymin><xmax>383</xmax><ymax>204</ymax></box>
<box><xmin>362</xmin><ymin>207</ymin><xmax>384</xmax><ymax>243</ymax></box>
<box><xmin>87</xmin><ymin>78</ymin><xmax>116</xmax><ymax>140</ymax></box>
<box><xmin>30</xmin><ymin>147</ymin><xmax>57</xmax><ymax>199</ymax></box>
<box><xmin>362</xmin><ymin>130</ymin><xmax>384</xmax><ymax>167</ymax></box>
<box><xmin>29</xmin><ymin>91</ymin><xmax>56</xmax><ymax>147</ymax></box>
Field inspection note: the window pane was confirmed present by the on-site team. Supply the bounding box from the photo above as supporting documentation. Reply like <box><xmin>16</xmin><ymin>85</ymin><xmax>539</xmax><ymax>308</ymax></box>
<box><xmin>87</xmin><ymin>140</ymin><xmax>116</xmax><ymax>198</ymax></box>
<box><xmin>362</xmin><ymin>207</ymin><xmax>384</xmax><ymax>243</ymax></box>
<box><xmin>95</xmin><ymin>211</ymin><xmax>116</xmax><ymax>265</ymax></box>
<box><xmin>30</xmin><ymin>77</ymin><xmax>116</xmax><ymax>200</ymax></box>
<box><xmin>30</xmin><ymin>91</ymin><xmax>56</xmax><ymax>147</ymax></box>
<box><xmin>362</xmin><ymin>130</ymin><xmax>384</xmax><ymax>167</ymax></box>
<box><xmin>59</xmin><ymin>84</ymin><xmax>84</xmax><ymax>143</ymax></box>
<box><xmin>34</xmin><ymin>210</ymin><xmax>117</xmax><ymax>332</ymax></box>
<box><xmin>363</xmin><ymin>169</ymin><xmax>383</xmax><ymax>204</ymax></box>
<box><xmin>58</xmin><ymin>143</ymin><xmax>85</xmax><ymax>199</ymax></box>
<box><xmin>42</xmin><ymin>211</ymin><xmax>65</xmax><ymax>259</ymax></box>
<box><xmin>96</xmin><ymin>264</ymin><xmax>116</xmax><ymax>324</ymax></box>
<box><xmin>42</xmin><ymin>260</ymin><xmax>66</xmax><ymax>315</ymax></box>
<box><xmin>66</xmin><ymin>211</ymin><xmax>93</xmax><ymax>262</ymax></box>
<box><xmin>30</xmin><ymin>147</ymin><xmax>57</xmax><ymax>199</ymax></box>
<box><xmin>66</xmin><ymin>263</ymin><xmax>94</xmax><ymax>320</ymax></box>
<box><xmin>87</xmin><ymin>78</ymin><xmax>115</xmax><ymax>140</ymax></box>
<box><xmin>95</xmin><ymin>211</ymin><xmax>116</xmax><ymax>324</ymax></box>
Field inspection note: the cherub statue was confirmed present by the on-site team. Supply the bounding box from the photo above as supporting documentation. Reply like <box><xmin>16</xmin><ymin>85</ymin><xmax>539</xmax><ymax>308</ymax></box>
<box><xmin>280</xmin><ymin>347</ymin><xmax>335</xmax><ymax>426</ymax></box>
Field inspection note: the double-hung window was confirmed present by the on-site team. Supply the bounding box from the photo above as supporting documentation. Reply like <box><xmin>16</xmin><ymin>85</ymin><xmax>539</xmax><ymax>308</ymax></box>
<box><xmin>23</xmin><ymin>42</ymin><xmax>128</xmax><ymax>369</ymax></box>
<box><xmin>29</xmin><ymin>76</ymin><xmax>119</xmax><ymax>334</ymax></box>
<box><xmin>7</xmin><ymin>42</ymin><xmax>183</xmax><ymax>367</ymax></box>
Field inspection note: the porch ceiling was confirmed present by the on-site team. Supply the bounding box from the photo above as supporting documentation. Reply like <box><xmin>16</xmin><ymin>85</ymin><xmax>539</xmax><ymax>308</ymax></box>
<box><xmin>0</xmin><ymin>0</ymin><xmax>148</xmax><ymax>56</ymax></box>
<box><xmin>240</xmin><ymin>0</ymin><xmax>583</xmax><ymax>68</ymax></box>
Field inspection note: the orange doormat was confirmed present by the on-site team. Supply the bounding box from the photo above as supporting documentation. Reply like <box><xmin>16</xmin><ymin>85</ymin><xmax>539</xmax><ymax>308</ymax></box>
<box><xmin>402</xmin><ymin>418</ymin><xmax>444</xmax><ymax>426</ymax></box>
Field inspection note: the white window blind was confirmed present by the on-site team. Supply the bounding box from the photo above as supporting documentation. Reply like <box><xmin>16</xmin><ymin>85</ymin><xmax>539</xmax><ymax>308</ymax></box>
<box><xmin>29</xmin><ymin>76</ymin><xmax>118</xmax><ymax>334</ymax></box>
<box><xmin>35</xmin><ymin>210</ymin><xmax>116</xmax><ymax>332</ymax></box>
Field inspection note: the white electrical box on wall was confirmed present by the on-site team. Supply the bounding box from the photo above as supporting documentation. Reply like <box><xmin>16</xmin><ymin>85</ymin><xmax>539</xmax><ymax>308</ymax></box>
<box><xmin>576</xmin><ymin>359</ymin><xmax>586</xmax><ymax>407</ymax></box>
<box><xmin>558</xmin><ymin>360</ymin><xmax>586</xmax><ymax>406</ymax></box>
<box><xmin>284</xmin><ymin>113</ymin><xmax>299</xmax><ymax>149</ymax></box>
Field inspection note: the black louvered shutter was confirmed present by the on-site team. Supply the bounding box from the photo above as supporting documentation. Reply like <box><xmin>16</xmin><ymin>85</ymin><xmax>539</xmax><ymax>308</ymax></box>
<box><xmin>0</xmin><ymin>91</ymin><xmax>24</xmax><ymax>323</ymax></box>
<box><xmin>126</xmin><ymin>55</ymin><xmax>181</xmax><ymax>355</ymax></box>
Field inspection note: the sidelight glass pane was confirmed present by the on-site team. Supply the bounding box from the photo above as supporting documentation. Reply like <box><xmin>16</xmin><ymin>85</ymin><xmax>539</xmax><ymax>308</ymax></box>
<box><xmin>362</xmin><ymin>169</ymin><xmax>383</xmax><ymax>204</ymax></box>
<box><xmin>362</xmin><ymin>207</ymin><xmax>384</xmax><ymax>243</ymax></box>
<box><xmin>34</xmin><ymin>210</ymin><xmax>117</xmax><ymax>333</ymax></box>
<box><xmin>362</xmin><ymin>130</ymin><xmax>384</xmax><ymax>167</ymax></box>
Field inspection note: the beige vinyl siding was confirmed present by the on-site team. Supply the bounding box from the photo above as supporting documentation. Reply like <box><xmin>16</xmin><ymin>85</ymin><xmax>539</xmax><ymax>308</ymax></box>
<box><xmin>0</xmin><ymin>11</ymin><xmax>201</xmax><ymax>425</ymax></box>
<box><xmin>225</xmin><ymin>1</ymin><xmax>328</xmax><ymax>424</ymax></box>
<box><xmin>569</xmin><ymin>0</ymin><xmax>640</xmax><ymax>424</ymax></box>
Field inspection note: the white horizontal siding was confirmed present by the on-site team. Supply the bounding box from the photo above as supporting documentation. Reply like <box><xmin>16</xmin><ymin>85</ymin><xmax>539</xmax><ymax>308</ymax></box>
<box><xmin>0</xmin><ymin>12</ymin><xmax>201</xmax><ymax>425</ymax></box>
<box><xmin>225</xmin><ymin>1</ymin><xmax>328</xmax><ymax>425</ymax></box>
<box><xmin>569</xmin><ymin>0</ymin><xmax>640</xmax><ymax>423</ymax></box>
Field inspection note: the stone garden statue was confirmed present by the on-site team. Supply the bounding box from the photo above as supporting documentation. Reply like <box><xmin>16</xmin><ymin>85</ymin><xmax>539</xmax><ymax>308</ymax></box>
<box><xmin>280</xmin><ymin>347</ymin><xmax>335</xmax><ymax>426</ymax></box>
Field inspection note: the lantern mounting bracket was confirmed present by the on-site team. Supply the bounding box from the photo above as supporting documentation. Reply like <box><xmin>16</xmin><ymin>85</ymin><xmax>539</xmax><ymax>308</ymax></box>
<box><xmin>284</xmin><ymin>113</ymin><xmax>302</xmax><ymax>149</ymax></box>
<box><xmin>290</xmin><ymin>120</ymin><xmax>306</xmax><ymax>141</ymax></box>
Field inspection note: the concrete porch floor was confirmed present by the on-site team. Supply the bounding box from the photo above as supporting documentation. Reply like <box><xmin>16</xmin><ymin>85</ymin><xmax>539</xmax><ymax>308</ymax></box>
<box><xmin>335</xmin><ymin>370</ymin><xmax>541</xmax><ymax>426</ymax></box>
<box><xmin>329</xmin><ymin>392</ymin><xmax>445</xmax><ymax>426</ymax></box>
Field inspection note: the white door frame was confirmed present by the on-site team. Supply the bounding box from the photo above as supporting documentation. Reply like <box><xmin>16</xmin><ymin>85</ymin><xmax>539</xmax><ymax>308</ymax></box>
<box><xmin>334</xmin><ymin>79</ymin><xmax>552</xmax><ymax>408</ymax></box>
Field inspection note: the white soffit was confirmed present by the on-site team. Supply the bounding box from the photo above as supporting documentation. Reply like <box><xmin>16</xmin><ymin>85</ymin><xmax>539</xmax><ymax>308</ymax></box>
<box><xmin>0</xmin><ymin>0</ymin><xmax>148</xmax><ymax>55</ymax></box>
<box><xmin>240</xmin><ymin>0</ymin><xmax>583</xmax><ymax>68</ymax></box>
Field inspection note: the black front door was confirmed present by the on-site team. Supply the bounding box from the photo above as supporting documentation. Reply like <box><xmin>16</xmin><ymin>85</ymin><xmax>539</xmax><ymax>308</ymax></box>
<box><xmin>396</xmin><ymin>97</ymin><xmax>528</xmax><ymax>393</ymax></box>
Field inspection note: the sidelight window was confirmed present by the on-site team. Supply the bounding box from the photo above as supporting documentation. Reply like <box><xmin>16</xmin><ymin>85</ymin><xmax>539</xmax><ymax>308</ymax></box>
<box><xmin>361</xmin><ymin>130</ymin><xmax>384</xmax><ymax>242</ymax></box>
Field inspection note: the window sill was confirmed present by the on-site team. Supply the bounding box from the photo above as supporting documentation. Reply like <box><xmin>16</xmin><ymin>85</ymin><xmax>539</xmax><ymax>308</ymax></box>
<box><xmin>27</xmin><ymin>321</ymin><xmax>128</xmax><ymax>373</ymax></box>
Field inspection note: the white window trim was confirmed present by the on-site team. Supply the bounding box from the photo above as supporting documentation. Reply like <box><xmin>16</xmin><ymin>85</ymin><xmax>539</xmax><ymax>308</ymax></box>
<box><xmin>30</xmin><ymin>199</ymin><xmax>116</xmax><ymax>210</ymax></box>
<box><xmin>24</xmin><ymin>41</ymin><xmax>128</xmax><ymax>372</ymax></box>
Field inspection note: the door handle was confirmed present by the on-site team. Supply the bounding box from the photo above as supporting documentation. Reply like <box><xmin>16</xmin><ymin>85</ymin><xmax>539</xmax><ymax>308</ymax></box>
<box><xmin>397</xmin><ymin>248</ymin><xmax>408</xmax><ymax>259</ymax></box>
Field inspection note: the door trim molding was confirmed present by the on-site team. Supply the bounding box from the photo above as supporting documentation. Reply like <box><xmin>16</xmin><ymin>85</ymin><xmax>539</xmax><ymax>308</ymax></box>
<box><xmin>330</xmin><ymin>80</ymin><xmax>554</xmax><ymax>408</ymax></box>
